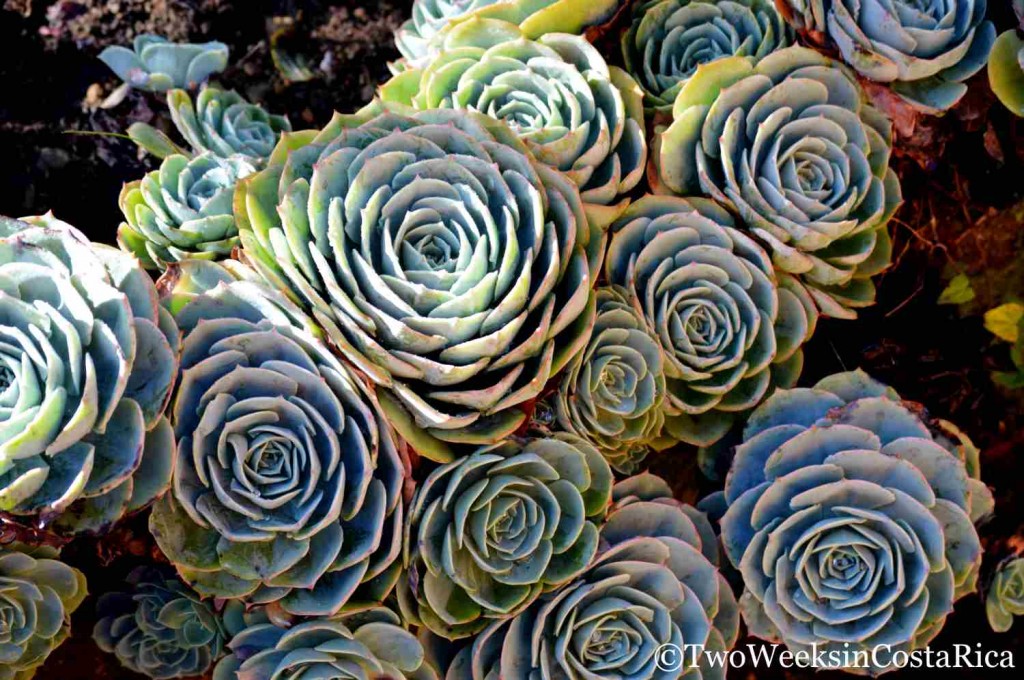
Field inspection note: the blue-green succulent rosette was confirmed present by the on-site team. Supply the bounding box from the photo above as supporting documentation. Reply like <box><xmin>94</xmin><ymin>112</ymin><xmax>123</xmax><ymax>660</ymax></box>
<box><xmin>0</xmin><ymin>215</ymin><xmax>178</xmax><ymax>535</ymax></box>
<box><xmin>623</xmin><ymin>0</ymin><xmax>794</xmax><ymax>112</ymax></box>
<box><xmin>776</xmin><ymin>0</ymin><xmax>995</xmax><ymax>113</ymax></box>
<box><xmin>605</xmin><ymin>195</ymin><xmax>818</xmax><ymax>448</ymax></box>
<box><xmin>437</xmin><ymin>473</ymin><xmax>740</xmax><ymax>680</ymax></box>
<box><xmin>167</xmin><ymin>87</ymin><xmax>291</xmax><ymax>161</ymax></box>
<box><xmin>715</xmin><ymin>370</ymin><xmax>992</xmax><ymax>675</ymax></box>
<box><xmin>987</xmin><ymin>557</ymin><xmax>1024</xmax><ymax>633</ymax></box>
<box><xmin>99</xmin><ymin>34</ymin><xmax>229</xmax><ymax>92</ymax></box>
<box><xmin>93</xmin><ymin>567</ymin><xmax>233</xmax><ymax>680</ymax></box>
<box><xmin>0</xmin><ymin>542</ymin><xmax>87</xmax><ymax>680</ymax></box>
<box><xmin>148</xmin><ymin>260</ymin><xmax>408</xmax><ymax>618</ymax></box>
<box><xmin>397</xmin><ymin>433</ymin><xmax>613</xmax><ymax>640</ymax></box>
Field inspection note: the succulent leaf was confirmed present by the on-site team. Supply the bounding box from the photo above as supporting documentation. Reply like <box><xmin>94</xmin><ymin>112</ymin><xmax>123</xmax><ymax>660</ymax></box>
<box><xmin>99</xmin><ymin>34</ymin><xmax>228</xmax><ymax>92</ymax></box>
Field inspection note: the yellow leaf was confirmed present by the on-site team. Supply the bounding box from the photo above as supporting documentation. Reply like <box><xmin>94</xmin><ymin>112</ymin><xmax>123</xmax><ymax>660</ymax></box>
<box><xmin>984</xmin><ymin>303</ymin><xmax>1024</xmax><ymax>343</ymax></box>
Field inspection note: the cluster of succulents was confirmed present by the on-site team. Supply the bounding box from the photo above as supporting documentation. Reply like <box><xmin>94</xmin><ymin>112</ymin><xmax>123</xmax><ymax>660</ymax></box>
<box><xmin>7</xmin><ymin>0</ymin><xmax>1020</xmax><ymax>678</ymax></box>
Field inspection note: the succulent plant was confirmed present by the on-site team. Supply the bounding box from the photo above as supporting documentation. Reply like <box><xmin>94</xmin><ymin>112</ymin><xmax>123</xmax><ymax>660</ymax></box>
<box><xmin>117</xmin><ymin>153</ymin><xmax>256</xmax><ymax>270</ymax></box>
<box><xmin>443</xmin><ymin>474</ymin><xmax>739</xmax><ymax>680</ymax></box>
<box><xmin>776</xmin><ymin>0</ymin><xmax>995</xmax><ymax>112</ymax></box>
<box><xmin>987</xmin><ymin>558</ymin><xmax>1024</xmax><ymax>633</ymax></box>
<box><xmin>0</xmin><ymin>215</ymin><xmax>178</xmax><ymax>535</ymax></box>
<box><xmin>652</xmin><ymin>47</ymin><xmax>902</xmax><ymax>319</ymax></box>
<box><xmin>382</xmin><ymin>17</ymin><xmax>646</xmax><ymax>207</ymax></box>
<box><xmin>397</xmin><ymin>433</ymin><xmax>613</xmax><ymax>639</ymax></box>
<box><xmin>148</xmin><ymin>260</ymin><xmax>406</xmax><ymax>617</ymax></box>
<box><xmin>99</xmin><ymin>35</ymin><xmax>229</xmax><ymax>92</ymax></box>
<box><xmin>212</xmin><ymin>608</ymin><xmax>439</xmax><ymax>680</ymax></box>
<box><xmin>93</xmin><ymin>567</ymin><xmax>230</xmax><ymax>679</ymax></box>
<box><xmin>715</xmin><ymin>369</ymin><xmax>992</xmax><ymax>674</ymax></box>
<box><xmin>0</xmin><ymin>542</ymin><xmax>87</xmax><ymax>680</ymax></box>
<box><xmin>551</xmin><ymin>286</ymin><xmax>665</xmax><ymax>473</ymax></box>
<box><xmin>235</xmin><ymin>103</ymin><xmax>609</xmax><ymax>461</ymax></box>
<box><xmin>605</xmin><ymin>195</ymin><xmax>817</xmax><ymax>447</ymax></box>
<box><xmin>989</xmin><ymin>2</ymin><xmax>1024</xmax><ymax>117</ymax></box>
<box><xmin>623</xmin><ymin>0</ymin><xmax>793</xmax><ymax>111</ymax></box>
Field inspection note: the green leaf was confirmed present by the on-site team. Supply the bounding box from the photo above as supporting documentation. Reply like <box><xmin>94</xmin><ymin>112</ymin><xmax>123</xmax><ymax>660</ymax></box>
<box><xmin>989</xmin><ymin>30</ymin><xmax>1024</xmax><ymax>117</ymax></box>
<box><xmin>938</xmin><ymin>273</ymin><xmax>975</xmax><ymax>305</ymax></box>
<box><xmin>984</xmin><ymin>303</ymin><xmax>1024</xmax><ymax>343</ymax></box>
<box><xmin>127</xmin><ymin>122</ymin><xmax>189</xmax><ymax>159</ymax></box>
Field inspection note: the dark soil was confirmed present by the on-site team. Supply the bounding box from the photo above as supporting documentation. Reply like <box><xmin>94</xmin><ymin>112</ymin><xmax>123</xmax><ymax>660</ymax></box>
<box><xmin>1</xmin><ymin>1</ymin><xmax>1023</xmax><ymax>679</ymax></box>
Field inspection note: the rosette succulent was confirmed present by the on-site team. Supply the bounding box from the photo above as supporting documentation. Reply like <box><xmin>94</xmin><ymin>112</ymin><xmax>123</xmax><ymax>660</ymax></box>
<box><xmin>652</xmin><ymin>47</ymin><xmax>902</xmax><ymax>318</ymax></box>
<box><xmin>0</xmin><ymin>542</ymin><xmax>87</xmax><ymax>680</ymax></box>
<box><xmin>93</xmin><ymin>567</ymin><xmax>230</xmax><ymax>679</ymax></box>
<box><xmin>605</xmin><ymin>195</ymin><xmax>817</xmax><ymax>447</ymax></box>
<box><xmin>397</xmin><ymin>433</ymin><xmax>612</xmax><ymax>639</ymax></box>
<box><xmin>99</xmin><ymin>34</ymin><xmax>229</xmax><ymax>92</ymax></box>
<box><xmin>213</xmin><ymin>608</ymin><xmax>438</xmax><ymax>680</ymax></box>
<box><xmin>236</xmin><ymin>103</ymin><xmax>608</xmax><ymax>460</ymax></box>
<box><xmin>987</xmin><ymin>558</ymin><xmax>1024</xmax><ymax>633</ymax></box>
<box><xmin>382</xmin><ymin>17</ymin><xmax>646</xmax><ymax>206</ymax></box>
<box><xmin>622</xmin><ymin>0</ymin><xmax>793</xmax><ymax>111</ymax></box>
<box><xmin>776</xmin><ymin>0</ymin><xmax>995</xmax><ymax>112</ymax></box>
<box><xmin>0</xmin><ymin>215</ymin><xmax>177</xmax><ymax>535</ymax></box>
<box><xmin>717</xmin><ymin>370</ymin><xmax>992</xmax><ymax>674</ymax></box>
<box><xmin>989</xmin><ymin>1</ymin><xmax>1024</xmax><ymax>116</ymax></box>
<box><xmin>117</xmin><ymin>152</ymin><xmax>256</xmax><ymax>270</ymax></box>
<box><xmin>149</xmin><ymin>259</ymin><xmax>406</xmax><ymax>617</ymax></box>
<box><xmin>552</xmin><ymin>286</ymin><xmax>665</xmax><ymax>473</ymax></box>
<box><xmin>443</xmin><ymin>474</ymin><xmax>739</xmax><ymax>680</ymax></box>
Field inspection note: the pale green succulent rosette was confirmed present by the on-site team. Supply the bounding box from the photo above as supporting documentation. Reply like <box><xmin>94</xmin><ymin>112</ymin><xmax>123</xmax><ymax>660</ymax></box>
<box><xmin>99</xmin><ymin>34</ymin><xmax>228</xmax><ymax>92</ymax></box>
<box><xmin>148</xmin><ymin>260</ymin><xmax>406</xmax><ymax>618</ymax></box>
<box><xmin>653</xmin><ymin>47</ymin><xmax>902</xmax><ymax>319</ymax></box>
<box><xmin>236</xmin><ymin>103</ymin><xmax>609</xmax><ymax>462</ymax></box>
<box><xmin>213</xmin><ymin>608</ymin><xmax>439</xmax><ymax>680</ymax></box>
<box><xmin>117</xmin><ymin>152</ymin><xmax>256</xmax><ymax>271</ymax></box>
<box><xmin>987</xmin><ymin>558</ymin><xmax>1024</xmax><ymax>633</ymax></box>
<box><xmin>166</xmin><ymin>87</ymin><xmax>292</xmax><ymax>160</ymax></box>
<box><xmin>777</xmin><ymin>0</ymin><xmax>995</xmax><ymax>113</ymax></box>
<box><xmin>717</xmin><ymin>370</ymin><xmax>992</xmax><ymax>675</ymax></box>
<box><xmin>552</xmin><ymin>286</ymin><xmax>665</xmax><ymax>474</ymax></box>
<box><xmin>396</xmin><ymin>0</ymin><xmax>508</xmax><ymax>66</ymax></box>
<box><xmin>382</xmin><ymin>18</ymin><xmax>646</xmax><ymax>207</ymax></box>
<box><xmin>93</xmin><ymin>567</ymin><xmax>231</xmax><ymax>680</ymax></box>
<box><xmin>397</xmin><ymin>433</ymin><xmax>612</xmax><ymax>640</ymax></box>
<box><xmin>0</xmin><ymin>215</ymin><xmax>178</xmax><ymax>535</ymax></box>
<box><xmin>442</xmin><ymin>474</ymin><xmax>739</xmax><ymax>680</ymax></box>
<box><xmin>989</xmin><ymin>0</ymin><xmax>1024</xmax><ymax>118</ymax></box>
<box><xmin>0</xmin><ymin>542</ymin><xmax>87</xmax><ymax>680</ymax></box>
<box><xmin>623</xmin><ymin>0</ymin><xmax>793</xmax><ymax>112</ymax></box>
<box><xmin>605</xmin><ymin>195</ymin><xmax>818</xmax><ymax>448</ymax></box>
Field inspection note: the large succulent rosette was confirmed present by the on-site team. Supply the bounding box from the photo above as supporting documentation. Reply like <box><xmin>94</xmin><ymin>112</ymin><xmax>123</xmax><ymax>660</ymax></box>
<box><xmin>213</xmin><ymin>608</ymin><xmax>438</xmax><ymax>680</ymax></box>
<box><xmin>0</xmin><ymin>542</ymin><xmax>87</xmax><ymax>680</ymax></box>
<box><xmin>623</xmin><ymin>0</ymin><xmax>793</xmax><ymax>111</ymax></box>
<box><xmin>442</xmin><ymin>474</ymin><xmax>739</xmax><ymax>680</ymax></box>
<box><xmin>716</xmin><ymin>370</ymin><xmax>992</xmax><ymax>674</ymax></box>
<box><xmin>118</xmin><ymin>152</ymin><xmax>256</xmax><ymax>270</ymax></box>
<box><xmin>552</xmin><ymin>286</ymin><xmax>665</xmax><ymax>474</ymax></box>
<box><xmin>987</xmin><ymin>557</ymin><xmax>1024</xmax><ymax>633</ymax></box>
<box><xmin>93</xmin><ymin>567</ymin><xmax>230</xmax><ymax>680</ymax></box>
<box><xmin>652</xmin><ymin>47</ymin><xmax>902</xmax><ymax>318</ymax></box>
<box><xmin>148</xmin><ymin>260</ymin><xmax>406</xmax><ymax>617</ymax></box>
<box><xmin>99</xmin><ymin>34</ymin><xmax>229</xmax><ymax>92</ymax></box>
<box><xmin>776</xmin><ymin>0</ymin><xmax>996</xmax><ymax>112</ymax></box>
<box><xmin>166</xmin><ymin>87</ymin><xmax>291</xmax><ymax>161</ymax></box>
<box><xmin>0</xmin><ymin>215</ymin><xmax>177</xmax><ymax>535</ymax></box>
<box><xmin>236</xmin><ymin>103</ymin><xmax>607</xmax><ymax>460</ymax></box>
<box><xmin>605</xmin><ymin>195</ymin><xmax>817</xmax><ymax>447</ymax></box>
<box><xmin>382</xmin><ymin>18</ymin><xmax>646</xmax><ymax>207</ymax></box>
<box><xmin>397</xmin><ymin>433</ymin><xmax>612</xmax><ymax>639</ymax></box>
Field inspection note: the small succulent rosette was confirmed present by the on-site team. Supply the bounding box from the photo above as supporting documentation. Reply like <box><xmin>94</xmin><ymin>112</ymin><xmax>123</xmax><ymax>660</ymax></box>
<box><xmin>652</xmin><ymin>47</ymin><xmax>902</xmax><ymax>319</ymax></box>
<box><xmin>99</xmin><ymin>34</ymin><xmax>229</xmax><ymax>92</ymax></box>
<box><xmin>212</xmin><ymin>607</ymin><xmax>439</xmax><ymax>680</ymax></box>
<box><xmin>148</xmin><ymin>260</ymin><xmax>407</xmax><ymax>618</ymax></box>
<box><xmin>235</xmin><ymin>103</ymin><xmax>610</xmax><ymax>461</ymax></box>
<box><xmin>987</xmin><ymin>557</ymin><xmax>1024</xmax><ymax>633</ymax></box>
<box><xmin>990</xmin><ymin>1</ymin><xmax>1024</xmax><ymax>117</ymax></box>
<box><xmin>0</xmin><ymin>542</ymin><xmax>87</xmax><ymax>680</ymax></box>
<box><xmin>382</xmin><ymin>17</ymin><xmax>646</xmax><ymax>208</ymax></box>
<box><xmin>397</xmin><ymin>433</ymin><xmax>613</xmax><ymax>640</ymax></box>
<box><xmin>623</xmin><ymin>0</ymin><xmax>793</xmax><ymax>111</ymax></box>
<box><xmin>117</xmin><ymin>152</ymin><xmax>256</xmax><ymax>270</ymax></box>
<box><xmin>93</xmin><ymin>567</ymin><xmax>232</xmax><ymax>679</ymax></box>
<box><xmin>0</xmin><ymin>215</ymin><xmax>178</xmax><ymax>535</ymax></box>
<box><xmin>776</xmin><ymin>0</ymin><xmax>995</xmax><ymax>113</ymax></box>
<box><xmin>437</xmin><ymin>473</ymin><xmax>739</xmax><ymax>680</ymax></box>
<box><xmin>605</xmin><ymin>195</ymin><xmax>818</xmax><ymax>447</ymax></box>
<box><xmin>715</xmin><ymin>369</ymin><xmax>992</xmax><ymax>675</ymax></box>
